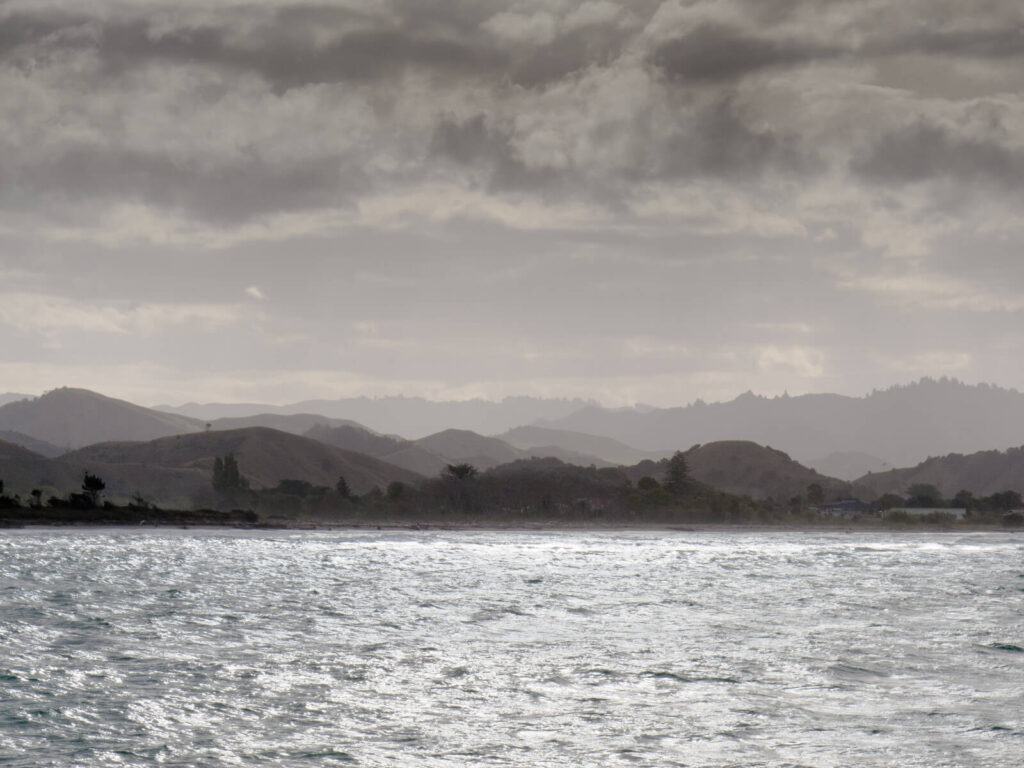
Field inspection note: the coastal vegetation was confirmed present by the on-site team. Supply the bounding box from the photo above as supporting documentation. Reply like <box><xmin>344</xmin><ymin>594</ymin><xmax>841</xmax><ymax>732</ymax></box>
<box><xmin>2</xmin><ymin>451</ymin><xmax>1021</xmax><ymax>529</ymax></box>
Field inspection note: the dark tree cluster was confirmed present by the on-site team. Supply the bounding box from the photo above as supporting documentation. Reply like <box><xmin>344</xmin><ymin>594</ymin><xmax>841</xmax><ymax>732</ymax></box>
<box><xmin>212</xmin><ymin>454</ymin><xmax>249</xmax><ymax>494</ymax></box>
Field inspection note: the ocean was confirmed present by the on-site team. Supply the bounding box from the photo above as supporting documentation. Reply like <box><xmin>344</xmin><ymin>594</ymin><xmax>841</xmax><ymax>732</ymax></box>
<box><xmin>1</xmin><ymin>528</ymin><xmax>1021</xmax><ymax>766</ymax></box>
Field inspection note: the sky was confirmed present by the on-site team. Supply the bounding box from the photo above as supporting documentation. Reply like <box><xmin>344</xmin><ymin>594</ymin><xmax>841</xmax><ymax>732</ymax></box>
<box><xmin>1</xmin><ymin>0</ymin><xmax>1023</xmax><ymax>407</ymax></box>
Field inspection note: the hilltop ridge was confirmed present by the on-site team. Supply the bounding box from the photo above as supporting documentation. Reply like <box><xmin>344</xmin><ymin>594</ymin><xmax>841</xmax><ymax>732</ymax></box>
<box><xmin>536</xmin><ymin>379</ymin><xmax>1024</xmax><ymax>468</ymax></box>
<box><xmin>0</xmin><ymin>388</ymin><xmax>202</xmax><ymax>450</ymax></box>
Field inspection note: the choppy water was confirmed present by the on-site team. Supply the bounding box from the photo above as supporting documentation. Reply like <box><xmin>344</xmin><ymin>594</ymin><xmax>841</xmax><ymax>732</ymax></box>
<box><xmin>1</xmin><ymin>529</ymin><xmax>1022</xmax><ymax>767</ymax></box>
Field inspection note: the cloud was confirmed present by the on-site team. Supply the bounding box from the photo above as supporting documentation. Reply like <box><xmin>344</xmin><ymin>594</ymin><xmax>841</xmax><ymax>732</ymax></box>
<box><xmin>1</xmin><ymin>145</ymin><xmax>370</xmax><ymax>224</ymax></box>
<box><xmin>889</xmin><ymin>350</ymin><xmax>973</xmax><ymax>375</ymax></box>
<box><xmin>0</xmin><ymin>292</ymin><xmax>248</xmax><ymax>345</ymax></box>
<box><xmin>2</xmin><ymin>0</ymin><xmax>1019</xmax><ymax>230</ymax></box>
<box><xmin>1</xmin><ymin>1</ymin><xmax>1024</xmax><ymax>406</ymax></box>
<box><xmin>757</xmin><ymin>345</ymin><xmax>825</xmax><ymax>378</ymax></box>
<box><xmin>650</xmin><ymin>23</ymin><xmax>834</xmax><ymax>83</ymax></box>
<box><xmin>838</xmin><ymin>271</ymin><xmax>1024</xmax><ymax>313</ymax></box>
<box><xmin>853</xmin><ymin>122</ymin><xmax>1024</xmax><ymax>191</ymax></box>
<box><xmin>245</xmin><ymin>285</ymin><xmax>265</xmax><ymax>300</ymax></box>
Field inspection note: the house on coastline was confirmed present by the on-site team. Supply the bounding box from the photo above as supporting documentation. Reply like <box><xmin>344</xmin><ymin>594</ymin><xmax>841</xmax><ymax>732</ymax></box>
<box><xmin>815</xmin><ymin>499</ymin><xmax>872</xmax><ymax>517</ymax></box>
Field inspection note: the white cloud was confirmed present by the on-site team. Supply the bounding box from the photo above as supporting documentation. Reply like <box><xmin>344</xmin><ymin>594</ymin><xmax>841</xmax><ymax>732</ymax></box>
<box><xmin>0</xmin><ymin>292</ymin><xmax>248</xmax><ymax>345</ymax></box>
<box><xmin>888</xmin><ymin>350</ymin><xmax>973</xmax><ymax>374</ymax></box>
<box><xmin>839</xmin><ymin>272</ymin><xmax>1024</xmax><ymax>312</ymax></box>
<box><xmin>245</xmin><ymin>285</ymin><xmax>266</xmax><ymax>300</ymax></box>
<box><xmin>757</xmin><ymin>346</ymin><xmax>826</xmax><ymax>378</ymax></box>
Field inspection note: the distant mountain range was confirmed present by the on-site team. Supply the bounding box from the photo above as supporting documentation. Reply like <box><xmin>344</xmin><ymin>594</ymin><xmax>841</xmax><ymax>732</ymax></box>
<box><xmin>157</xmin><ymin>395</ymin><xmax>595</xmax><ymax>438</ymax></box>
<box><xmin>4</xmin><ymin>380</ymin><xmax>1024</xmax><ymax>507</ymax></box>
<box><xmin>11</xmin><ymin>379</ymin><xmax>1024</xmax><ymax>471</ymax></box>
<box><xmin>535</xmin><ymin>379</ymin><xmax>1024</xmax><ymax>468</ymax></box>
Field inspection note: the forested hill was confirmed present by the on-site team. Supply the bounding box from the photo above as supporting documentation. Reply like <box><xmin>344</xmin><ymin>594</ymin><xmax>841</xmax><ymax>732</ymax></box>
<box><xmin>627</xmin><ymin>441</ymin><xmax>855</xmax><ymax>502</ymax></box>
<box><xmin>855</xmin><ymin>446</ymin><xmax>1024</xmax><ymax>498</ymax></box>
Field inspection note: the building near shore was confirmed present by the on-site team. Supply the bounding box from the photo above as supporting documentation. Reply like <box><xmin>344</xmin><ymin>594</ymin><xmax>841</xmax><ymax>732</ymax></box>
<box><xmin>815</xmin><ymin>500</ymin><xmax>872</xmax><ymax>517</ymax></box>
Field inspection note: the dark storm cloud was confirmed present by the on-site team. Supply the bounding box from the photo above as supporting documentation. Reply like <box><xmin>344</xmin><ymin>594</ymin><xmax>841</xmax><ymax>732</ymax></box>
<box><xmin>853</xmin><ymin>123</ymin><xmax>1024</xmax><ymax>191</ymax></box>
<box><xmin>654</xmin><ymin>98</ymin><xmax>816</xmax><ymax>179</ymax></box>
<box><xmin>431</xmin><ymin>96</ymin><xmax>814</xmax><ymax>195</ymax></box>
<box><xmin>651</xmin><ymin>23</ymin><xmax>836</xmax><ymax>83</ymax></box>
<box><xmin>0</xmin><ymin>7</ymin><xmax>508</xmax><ymax>89</ymax></box>
<box><xmin>2</xmin><ymin>146</ymin><xmax>369</xmax><ymax>223</ymax></box>
<box><xmin>2</xmin><ymin>0</ymin><xmax>1024</xmax><ymax>228</ymax></box>
<box><xmin>97</xmin><ymin>21</ymin><xmax>509</xmax><ymax>91</ymax></box>
<box><xmin>0</xmin><ymin>11</ymin><xmax>85</xmax><ymax>57</ymax></box>
<box><xmin>509</xmin><ymin>26</ymin><xmax>628</xmax><ymax>88</ymax></box>
<box><xmin>900</xmin><ymin>25</ymin><xmax>1024</xmax><ymax>59</ymax></box>
<box><xmin>429</xmin><ymin>114</ymin><xmax>579</xmax><ymax>197</ymax></box>
<box><xmin>0</xmin><ymin>1</ymin><xmax>649</xmax><ymax>92</ymax></box>
<box><xmin>650</xmin><ymin>20</ymin><xmax>1024</xmax><ymax>84</ymax></box>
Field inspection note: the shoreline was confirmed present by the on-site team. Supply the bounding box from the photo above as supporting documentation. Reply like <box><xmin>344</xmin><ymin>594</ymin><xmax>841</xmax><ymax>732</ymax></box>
<box><xmin>1</xmin><ymin>518</ymin><xmax>1017</xmax><ymax>534</ymax></box>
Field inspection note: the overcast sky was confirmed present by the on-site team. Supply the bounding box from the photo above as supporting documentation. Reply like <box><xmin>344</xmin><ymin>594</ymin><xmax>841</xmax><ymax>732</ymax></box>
<box><xmin>1</xmin><ymin>0</ymin><xmax>1023</xmax><ymax>407</ymax></box>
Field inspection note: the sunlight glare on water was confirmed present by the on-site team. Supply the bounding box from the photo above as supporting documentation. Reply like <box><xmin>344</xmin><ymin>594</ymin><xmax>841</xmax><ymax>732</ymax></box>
<box><xmin>0</xmin><ymin>529</ymin><xmax>1022</xmax><ymax>767</ymax></box>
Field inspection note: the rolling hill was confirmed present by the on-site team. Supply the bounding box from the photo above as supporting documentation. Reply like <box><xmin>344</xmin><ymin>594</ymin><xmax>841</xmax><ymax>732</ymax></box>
<box><xmin>307</xmin><ymin>423</ymin><xmax>611</xmax><ymax>476</ymax></box>
<box><xmin>0</xmin><ymin>439</ymin><xmax>78</xmax><ymax>497</ymax></box>
<box><xmin>60</xmin><ymin>427</ymin><xmax>423</xmax><ymax>505</ymax></box>
<box><xmin>413</xmin><ymin>429</ymin><xmax>525</xmax><ymax>471</ymax></box>
<box><xmin>805</xmin><ymin>451</ymin><xmax>890</xmax><ymax>482</ymax></box>
<box><xmin>854</xmin><ymin>446</ymin><xmax>1024</xmax><ymax>498</ymax></box>
<box><xmin>627</xmin><ymin>441</ymin><xmax>855</xmax><ymax>502</ymax></box>
<box><xmin>158</xmin><ymin>395</ymin><xmax>594</xmax><ymax>437</ymax></box>
<box><xmin>0</xmin><ymin>388</ymin><xmax>203</xmax><ymax>450</ymax></box>
<box><xmin>208</xmin><ymin>413</ymin><xmax>363</xmax><ymax>435</ymax></box>
<box><xmin>305</xmin><ymin>423</ymin><xmax>449</xmax><ymax>476</ymax></box>
<box><xmin>0</xmin><ymin>430</ymin><xmax>65</xmax><ymax>458</ymax></box>
<box><xmin>499</xmin><ymin>425</ymin><xmax>669</xmax><ymax>466</ymax></box>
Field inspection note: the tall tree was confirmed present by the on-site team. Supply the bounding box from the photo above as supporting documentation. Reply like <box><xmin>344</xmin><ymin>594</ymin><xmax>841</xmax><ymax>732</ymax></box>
<box><xmin>336</xmin><ymin>475</ymin><xmax>351</xmax><ymax>499</ymax></box>
<box><xmin>664</xmin><ymin>451</ymin><xmax>690</xmax><ymax>496</ymax></box>
<box><xmin>212</xmin><ymin>453</ymin><xmax>248</xmax><ymax>494</ymax></box>
<box><xmin>212</xmin><ymin>456</ymin><xmax>225</xmax><ymax>492</ymax></box>
<box><xmin>444</xmin><ymin>463</ymin><xmax>478</xmax><ymax>481</ymax></box>
<box><xmin>82</xmin><ymin>472</ymin><xmax>105</xmax><ymax>505</ymax></box>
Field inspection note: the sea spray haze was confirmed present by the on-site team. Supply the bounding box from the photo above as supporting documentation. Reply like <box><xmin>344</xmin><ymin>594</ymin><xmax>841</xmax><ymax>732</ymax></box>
<box><xmin>0</xmin><ymin>529</ymin><xmax>1021</xmax><ymax>767</ymax></box>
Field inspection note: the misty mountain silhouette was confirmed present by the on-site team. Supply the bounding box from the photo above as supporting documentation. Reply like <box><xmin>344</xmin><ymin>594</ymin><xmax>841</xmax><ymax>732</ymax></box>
<box><xmin>0</xmin><ymin>438</ymin><xmax>78</xmax><ymax>495</ymax></box>
<box><xmin>0</xmin><ymin>388</ymin><xmax>202</xmax><ymax>450</ymax></box>
<box><xmin>307</xmin><ymin>424</ymin><xmax>610</xmax><ymax>476</ymax></box>
<box><xmin>536</xmin><ymin>379</ymin><xmax>1024</xmax><ymax>468</ymax></box>
<box><xmin>158</xmin><ymin>395</ymin><xmax>595</xmax><ymax>437</ymax></box>
<box><xmin>499</xmin><ymin>425</ymin><xmax>671</xmax><ymax>466</ymax></box>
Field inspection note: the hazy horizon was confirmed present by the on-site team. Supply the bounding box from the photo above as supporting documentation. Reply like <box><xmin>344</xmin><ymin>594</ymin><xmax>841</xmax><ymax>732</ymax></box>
<box><xmin>2</xmin><ymin>1</ymin><xmax>1023</xmax><ymax>407</ymax></box>
<box><xmin>3</xmin><ymin>375</ymin><xmax>1021</xmax><ymax>411</ymax></box>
